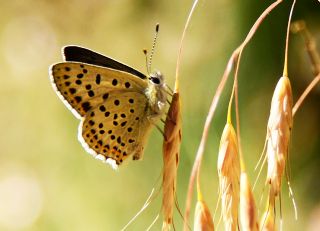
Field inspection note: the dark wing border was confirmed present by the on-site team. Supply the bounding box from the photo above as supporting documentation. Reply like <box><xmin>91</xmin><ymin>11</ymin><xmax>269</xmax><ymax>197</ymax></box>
<box><xmin>63</xmin><ymin>45</ymin><xmax>146</xmax><ymax>80</ymax></box>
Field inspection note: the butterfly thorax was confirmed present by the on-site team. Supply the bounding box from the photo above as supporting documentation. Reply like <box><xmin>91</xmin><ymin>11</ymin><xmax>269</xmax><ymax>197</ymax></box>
<box><xmin>145</xmin><ymin>71</ymin><xmax>167</xmax><ymax>121</ymax></box>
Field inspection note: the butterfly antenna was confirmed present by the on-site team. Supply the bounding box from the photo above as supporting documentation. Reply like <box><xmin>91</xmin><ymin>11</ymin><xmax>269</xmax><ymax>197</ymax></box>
<box><xmin>148</xmin><ymin>23</ymin><xmax>160</xmax><ymax>73</ymax></box>
<box><xmin>143</xmin><ymin>49</ymin><xmax>150</xmax><ymax>74</ymax></box>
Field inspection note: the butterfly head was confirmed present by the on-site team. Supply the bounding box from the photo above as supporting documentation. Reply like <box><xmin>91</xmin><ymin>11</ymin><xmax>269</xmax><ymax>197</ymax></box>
<box><xmin>145</xmin><ymin>70</ymin><xmax>167</xmax><ymax>118</ymax></box>
<box><xmin>149</xmin><ymin>71</ymin><xmax>164</xmax><ymax>86</ymax></box>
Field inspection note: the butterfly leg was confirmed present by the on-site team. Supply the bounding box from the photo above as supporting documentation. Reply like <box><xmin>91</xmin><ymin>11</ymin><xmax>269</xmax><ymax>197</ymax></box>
<box><xmin>147</xmin><ymin>115</ymin><xmax>165</xmax><ymax>137</ymax></box>
<box><xmin>132</xmin><ymin>145</ymin><xmax>144</xmax><ymax>161</ymax></box>
<box><xmin>163</xmin><ymin>84</ymin><xmax>173</xmax><ymax>97</ymax></box>
<box><xmin>166</xmin><ymin>84</ymin><xmax>174</xmax><ymax>94</ymax></box>
<box><xmin>132</xmin><ymin>154</ymin><xmax>140</xmax><ymax>160</ymax></box>
<box><xmin>155</xmin><ymin>124</ymin><xmax>165</xmax><ymax>137</ymax></box>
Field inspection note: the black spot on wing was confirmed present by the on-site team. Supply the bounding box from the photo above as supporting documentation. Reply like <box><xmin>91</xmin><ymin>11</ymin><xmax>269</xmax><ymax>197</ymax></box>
<box><xmin>102</xmin><ymin>93</ymin><xmax>109</xmax><ymax>100</ymax></box>
<box><xmin>125</xmin><ymin>82</ymin><xmax>131</xmax><ymax>88</ymax></box>
<box><xmin>96</xmin><ymin>74</ymin><xmax>101</xmax><ymax>84</ymax></box>
<box><xmin>82</xmin><ymin>102</ymin><xmax>91</xmax><ymax>112</ymax></box>
<box><xmin>88</xmin><ymin>90</ymin><xmax>95</xmax><ymax>97</ymax></box>
<box><xmin>112</xmin><ymin>79</ymin><xmax>118</xmax><ymax>86</ymax></box>
<box><xmin>75</xmin><ymin>96</ymin><xmax>82</xmax><ymax>103</ymax></box>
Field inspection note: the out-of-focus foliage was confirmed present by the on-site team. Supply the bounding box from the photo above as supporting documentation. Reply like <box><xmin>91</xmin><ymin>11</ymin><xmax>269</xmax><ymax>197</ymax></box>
<box><xmin>0</xmin><ymin>0</ymin><xmax>319</xmax><ymax>230</ymax></box>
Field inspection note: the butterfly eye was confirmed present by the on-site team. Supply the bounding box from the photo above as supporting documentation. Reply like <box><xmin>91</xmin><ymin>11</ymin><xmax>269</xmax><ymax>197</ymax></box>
<box><xmin>150</xmin><ymin>77</ymin><xmax>161</xmax><ymax>85</ymax></box>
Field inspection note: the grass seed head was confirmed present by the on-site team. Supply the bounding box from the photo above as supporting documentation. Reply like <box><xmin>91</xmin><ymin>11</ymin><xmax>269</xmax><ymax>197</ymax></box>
<box><xmin>261</xmin><ymin>192</ymin><xmax>276</xmax><ymax>231</ymax></box>
<box><xmin>261</xmin><ymin>209</ymin><xmax>276</xmax><ymax>231</ymax></box>
<box><xmin>240</xmin><ymin>172</ymin><xmax>259</xmax><ymax>231</ymax></box>
<box><xmin>217</xmin><ymin>122</ymin><xmax>240</xmax><ymax>231</ymax></box>
<box><xmin>194</xmin><ymin>199</ymin><xmax>215</xmax><ymax>231</ymax></box>
<box><xmin>162</xmin><ymin>92</ymin><xmax>182</xmax><ymax>229</ymax></box>
<box><xmin>266</xmin><ymin>76</ymin><xmax>293</xmax><ymax>197</ymax></box>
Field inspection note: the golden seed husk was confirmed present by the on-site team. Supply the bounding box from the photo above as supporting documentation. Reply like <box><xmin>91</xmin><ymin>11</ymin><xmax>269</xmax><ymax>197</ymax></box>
<box><xmin>240</xmin><ymin>172</ymin><xmax>259</xmax><ymax>231</ymax></box>
<box><xmin>261</xmin><ymin>192</ymin><xmax>276</xmax><ymax>231</ymax></box>
<box><xmin>266</xmin><ymin>76</ymin><xmax>293</xmax><ymax>197</ymax></box>
<box><xmin>194</xmin><ymin>200</ymin><xmax>215</xmax><ymax>231</ymax></box>
<box><xmin>162</xmin><ymin>92</ymin><xmax>182</xmax><ymax>230</ymax></box>
<box><xmin>217</xmin><ymin>122</ymin><xmax>240</xmax><ymax>231</ymax></box>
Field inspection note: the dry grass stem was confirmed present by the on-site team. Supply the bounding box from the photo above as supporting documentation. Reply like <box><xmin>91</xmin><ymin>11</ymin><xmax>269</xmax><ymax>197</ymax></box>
<box><xmin>194</xmin><ymin>199</ymin><xmax>215</xmax><ymax>231</ymax></box>
<box><xmin>266</xmin><ymin>76</ymin><xmax>293</xmax><ymax>198</ymax></box>
<box><xmin>217</xmin><ymin>122</ymin><xmax>240</xmax><ymax>231</ymax></box>
<box><xmin>291</xmin><ymin>21</ymin><xmax>320</xmax><ymax>116</ymax></box>
<box><xmin>290</xmin><ymin>21</ymin><xmax>320</xmax><ymax>76</ymax></box>
<box><xmin>121</xmin><ymin>188</ymin><xmax>156</xmax><ymax>231</ymax></box>
<box><xmin>162</xmin><ymin>92</ymin><xmax>182</xmax><ymax>230</ymax></box>
<box><xmin>184</xmin><ymin>1</ymin><xmax>283</xmax><ymax>227</ymax></box>
<box><xmin>240</xmin><ymin>172</ymin><xmax>259</xmax><ymax>231</ymax></box>
<box><xmin>175</xmin><ymin>0</ymin><xmax>199</xmax><ymax>87</ymax></box>
<box><xmin>293</xmin><ymin>72</ymin><xmax>320</xmax><ymax>116</ymax></box>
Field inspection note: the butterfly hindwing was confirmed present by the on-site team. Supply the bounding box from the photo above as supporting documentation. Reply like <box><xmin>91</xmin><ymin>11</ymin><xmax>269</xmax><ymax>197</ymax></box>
<box><xmin>50</xmin><ymin>62</ymin><xmax>148</xmax><ymax>118</ymax></box>
<box><xmin>79</xmin><ymin>91</ymin><xmax>154</xmax><ymax>165</ymax></box>
<box><xmin>50</xmin><ymin>61</ymin><xmax>155</xmax><ymax>166</ymax></box>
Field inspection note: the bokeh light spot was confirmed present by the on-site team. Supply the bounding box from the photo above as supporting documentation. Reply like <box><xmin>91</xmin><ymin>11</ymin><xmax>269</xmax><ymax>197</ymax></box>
<box><xmin>0</xmin><ymin>170</ymin><xmax>43</xmax><ymax>230</ymax></box>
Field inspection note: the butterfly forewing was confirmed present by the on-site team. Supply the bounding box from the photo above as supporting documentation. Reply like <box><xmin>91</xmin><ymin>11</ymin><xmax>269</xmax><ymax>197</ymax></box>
<box><xmin>63</xmin><ymin>46</ymin><xmax>147</xmax><ymax>79</ymax></box>
<box><xmin>50</xmin><ymin>62</ymin><xmax>148</xmax><ymax>118</ymax></box>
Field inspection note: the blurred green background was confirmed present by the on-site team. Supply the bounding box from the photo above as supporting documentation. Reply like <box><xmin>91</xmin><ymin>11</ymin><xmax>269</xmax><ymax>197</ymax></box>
<box><xmin>0</xmin><ymin>0</ymin><xmax>319</xmax><ymax>230</ymax></box>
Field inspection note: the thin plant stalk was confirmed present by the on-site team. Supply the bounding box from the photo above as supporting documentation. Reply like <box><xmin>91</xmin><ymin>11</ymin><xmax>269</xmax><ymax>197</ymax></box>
<box><xmin>184</xmin><ymin>1</ymin><xmax>284</xmax><ymax>228</ymax></box>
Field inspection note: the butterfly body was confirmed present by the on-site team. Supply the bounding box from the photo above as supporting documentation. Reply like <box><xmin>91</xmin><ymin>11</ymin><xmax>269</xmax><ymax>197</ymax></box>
<box><xmin>50</xmin><ymin>46</ymin><xmax>167</xmax><ymax>168</ymax></box>
<box><xmin>144</xmin><ymin>71</ymin><xmax>167</xmax><ymax>121</ymax></box>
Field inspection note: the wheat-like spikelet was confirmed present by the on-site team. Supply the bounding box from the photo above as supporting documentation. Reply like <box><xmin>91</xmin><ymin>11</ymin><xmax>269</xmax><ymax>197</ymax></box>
<box><xmin>217</xmin><ymin>122</ymin><xmax>240</xmax><ymax>231</ymax></box>
<box><xmin>261</xmin><ymin>208</ymin><xmax>276</xmax><ymax>231</ymax></box>
<box><xmin>261</xmin><ymin>192</ymin><xmax>276</xmax><ymax>231</ymax></box>
<box><xmin>266</xmin><ymin>76</ymin><xmax>293</xmax><ymax>197</ymax></box>
<box><xmin>162</xmin><ymin>92</ymin><xmax>182</xmax><ymax>230</ymax></box>
<box><xmin>240</xmin><ymin>172</ymin><xmax>259</xmax><ymax>231</ymax></box>
<box><xmin>194</xmin><ymin>199</ymin><xmax>215</xmax><ymax>231</ymax></box>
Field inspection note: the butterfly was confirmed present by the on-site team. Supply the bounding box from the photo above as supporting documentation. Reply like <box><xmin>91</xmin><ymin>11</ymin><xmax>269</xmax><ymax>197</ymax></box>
<box><xmin>49</xmin><ymin>45</ymin><xmax>167</xmax><ymax>169</ymax></box>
